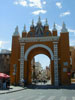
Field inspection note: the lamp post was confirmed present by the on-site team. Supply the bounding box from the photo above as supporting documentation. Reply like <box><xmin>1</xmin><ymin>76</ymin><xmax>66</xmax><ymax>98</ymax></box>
<box><xmin>13</xmin><ymin>64</ymin><xmax>17</xmax><ymax>86</ymax></box>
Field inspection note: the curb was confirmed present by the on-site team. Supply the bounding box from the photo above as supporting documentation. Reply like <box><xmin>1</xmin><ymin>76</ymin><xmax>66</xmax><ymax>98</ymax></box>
<box><xmin>0</xmin><ymin>88</ymin><xmax>25</xmax><ymax>95</ymax></box>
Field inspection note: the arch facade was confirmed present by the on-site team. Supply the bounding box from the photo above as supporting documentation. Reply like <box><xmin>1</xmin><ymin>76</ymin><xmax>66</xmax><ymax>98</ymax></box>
<box><xmin>10</xmin><ymin>18</ymin><xmax>71</xmax><ymax>86</ymax></box>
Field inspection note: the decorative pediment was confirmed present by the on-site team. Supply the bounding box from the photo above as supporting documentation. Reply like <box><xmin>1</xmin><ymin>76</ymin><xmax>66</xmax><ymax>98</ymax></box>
<box><xmin>35</xmin><ymin>24</ymin><xmax>44</xmax><ymax>37</ymax></box>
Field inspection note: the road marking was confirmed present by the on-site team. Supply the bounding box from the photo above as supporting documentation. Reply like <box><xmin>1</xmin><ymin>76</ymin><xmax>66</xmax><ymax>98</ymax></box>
<box><xmin>72</xmin><ymin>97</ymin><xmax>75</xmax><ymax>100</ymax></box>
<box><xmin>60</xmin><ymin>96</ymin><xmax>66</xmax><ymax>100</ymax></box>
<box><xmin>47</xmin><ymin>96</ymin><xmax>55</xmax><ymax>100</ymax></box>
<box><xmin>35</xmin><ymin>96</ymin><xmax>45</xmax><ymax>100</ymax></box>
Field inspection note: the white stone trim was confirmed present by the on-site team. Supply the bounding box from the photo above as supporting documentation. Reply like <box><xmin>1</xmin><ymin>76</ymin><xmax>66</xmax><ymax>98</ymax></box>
<box><xmin>20</xmin><ymin>43</ymin><xmax>25</xmax><ymax>46</ymax></box>
<box><xmin>19</xmin><ymin>36</ymin><xmax>59</xmax><ymax>43</ymax></box>
<box><xmin>25</xmin><ymin>44</ymin><xmax>54</xmax><ymax>61</ymax></box>
<box><xmin>53</xmin><ymin>43</ymin><xmax>59</xmax><ymax>86</ymax></box>
<box><xmin>20</xmin><ymin>45</ymin><xmax>24</xmax><ymax>81</ymax></box>
<box><xmin>53</xmin><ymin>42</ymin><xmax>58</xmax><ymax>44</ymax></box>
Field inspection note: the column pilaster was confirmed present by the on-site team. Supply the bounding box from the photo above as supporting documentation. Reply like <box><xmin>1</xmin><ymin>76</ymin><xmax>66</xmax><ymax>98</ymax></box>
<box><xmin>20</xmin><ymin>43</ymin><xmax>25</xmax><ymax>82</ymax></box>
<box><xmin>53</xmin><ymin>42</ymin><xmax>59</xmax><ymax>86</ymax></box>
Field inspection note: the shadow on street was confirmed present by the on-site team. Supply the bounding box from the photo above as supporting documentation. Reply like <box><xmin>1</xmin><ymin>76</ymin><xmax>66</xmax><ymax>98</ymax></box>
<box><xmin>26</xmin><ymin>83</ymin><xmax>75</xmax><ymax>90</ymax></box>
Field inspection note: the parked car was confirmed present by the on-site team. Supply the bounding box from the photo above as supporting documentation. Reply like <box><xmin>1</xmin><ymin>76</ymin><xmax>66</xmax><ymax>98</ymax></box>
<box><xmin>32</xmin><ymin>79</ymin><xmax>38</xmax><ymax>84</ymax></box>
<box><xmin>43</xmin><ymin>80</ymin><xmax>47</xmax><ymax>84</ymax></box>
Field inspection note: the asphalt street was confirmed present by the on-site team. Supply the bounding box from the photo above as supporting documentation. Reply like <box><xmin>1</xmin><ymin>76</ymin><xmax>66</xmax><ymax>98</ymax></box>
<box><xmin>0</xmin><ymin>88</ymin><xmax>75</xmax><ymax>100</ymax></box>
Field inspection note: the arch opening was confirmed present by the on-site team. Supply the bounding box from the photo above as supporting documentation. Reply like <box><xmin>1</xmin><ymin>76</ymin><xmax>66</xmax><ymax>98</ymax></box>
<box><xmin>24</xmin><ymin>46</ymin><xmax>54</xmax><ymax>86</ymax></box>
<box><xmin>31</xmin><ymin>54</ymin><xmax>51</xmax><ymax>85</ymax></box>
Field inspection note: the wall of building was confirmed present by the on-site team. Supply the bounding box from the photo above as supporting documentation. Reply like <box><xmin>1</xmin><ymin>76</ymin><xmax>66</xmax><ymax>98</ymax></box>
<box><xmin>0</xmin><ymin>53</ymin><xmax>11</xmax><ymax>75</ymax></box>
<box><xmin>70</xmin><ymin>47</ymin><xmax>75</xmax><ymax>78</ymax></box>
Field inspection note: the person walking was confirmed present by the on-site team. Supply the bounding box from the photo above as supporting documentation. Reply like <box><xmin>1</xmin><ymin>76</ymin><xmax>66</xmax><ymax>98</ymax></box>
<box><xmin>3</xmin><ymin>81</ymin><xmax>6</xmax><ymax>89</ymax></box>
<box><xmin>21</xmin><ymin>79</ymin><xmax>24</xmax><ymax>87</ymax></box>
<box><xmin>24</xmin><ymin>80</ymin><xmax>26</xmax><ymax>87</ymax></box>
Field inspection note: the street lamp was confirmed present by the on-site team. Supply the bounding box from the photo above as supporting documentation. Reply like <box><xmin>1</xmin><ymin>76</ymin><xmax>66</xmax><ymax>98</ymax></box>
<box><xmin>13</xmin><ymin>64</ymin><xmax>17</xmax><ymax>86</ymax></box>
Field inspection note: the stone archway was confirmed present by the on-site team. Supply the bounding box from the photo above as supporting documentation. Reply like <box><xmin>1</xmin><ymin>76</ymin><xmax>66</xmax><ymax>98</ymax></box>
<box><xmin>25</xmin><ymin>44</ymin><xmax>54</xmax><ymax>61</ymax></box>
<box><xmin>10</xmin><ymin>17</ymin><xmax>71</xmax><ymax>86</ymax></box>
<box><xmin>24</xmin><ymin>44</ymin><xmax>59</xmax><ymax>86</ymax></box>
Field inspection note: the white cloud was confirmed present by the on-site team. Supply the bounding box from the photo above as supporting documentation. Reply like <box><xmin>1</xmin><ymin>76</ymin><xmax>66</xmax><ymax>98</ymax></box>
<box><xmin>0</xmin><ymin>41</ymin><xmax>9</xmax><ymax>48</ymax></box>
<box><xmin>14</xmin><ymin>0</ymin><xmax>47</xmax><ymax>15</ymax></box>
<box><xmin>41</xmin><ymin>19</ymin><xmax>45</xmax><ymax>22</ymax></box>
<box><xmin>8</xmin><ymin>47</ymin><xmax>11</xmax><ymax>51</ymax></box>
<box><xmin>29</xmin><ymin>0</ymin><xmax>42</xmax><ymax>8</ymax></box>
<box><xmin>14</xmin><ymin>0</ymin><xmax>47</xmax><ymax>9</ymax></box>
<box><xmin>56</xmin><ymin>2</ymin><xmax>62</xmax><ymax>9</ymax></box>
<box><xmin>32</xmin><ymin>9</ymin><xmax>47</xmax><ymax>15</ymax></box>
<box><xmin>60</xmin><ymin>11</ymin><xmax>71</xmax><ymax>17</ymax></box>
<box><xmin>14</xmin><ymin>0</ymin><xmax>42</xmax><ymax>8</ymax></box>
<box><xmin>56</xmin><ymin>24</ymin><xmax>75</xmax><ymax>34</ymax></box>
<box><xmin>43</xmin><ymin>1</ymin><xmax>46</xmax><ymax>5</ymax></box>
<box><xmin>68</xmin><ymin>29</ymin><xmax>75</xmax><ymax>33</ymax></box>
<box><xmin>20</xmin><ymin>1</ymin><xmax>27</xmax><ymax>6</ymax></box>
<box><xmin>70</xmin><ymin>40</ymin><xmax>75</xmax><ymax>46</ymax></box>
<box><xmin>56</xmin><ymin>24</ymin><xmax>62</xmax><ymax>31</ymax></box>
<box><xmin>14</xmin><ymin>1</ymin><xmax>19</xmax><ymax>5</ymax></box>
<box><xmin>14</xmin><ymin>0</ymin><xmax>27</xmax><ymax>7</ymax></box>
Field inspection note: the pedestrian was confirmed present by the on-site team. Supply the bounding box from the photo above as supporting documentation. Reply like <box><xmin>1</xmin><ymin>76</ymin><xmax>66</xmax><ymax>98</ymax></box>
<box><xmin>6</xmin><ymin>79</ymin><xmax>10</xmax><ymax>89</ymax></box>
<box><xmin>24</xmin><ymin>80</ymin><xmax>26</xmax><ymax>87</ymax></box>
<box><xmin>3</xmin><ymin>81</ymin><xmax>6</xmax><ymax>89</ymax></box>
<box><xmin>0</xmin><ymin>80</ymin><xmax>2</xmax><ymax>89</ymax></box>
<box><xmin>21</xmin><ymin>78</ymin><xmax>24</xmax><ymax>87</ymax></box>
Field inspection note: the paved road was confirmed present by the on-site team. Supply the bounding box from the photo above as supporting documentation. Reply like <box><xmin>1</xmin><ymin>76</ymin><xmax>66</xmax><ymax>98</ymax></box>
<box><xmin>0</xmin><ymin>88</ymin><xmax>75</xmax><ymax>100</ymax></box>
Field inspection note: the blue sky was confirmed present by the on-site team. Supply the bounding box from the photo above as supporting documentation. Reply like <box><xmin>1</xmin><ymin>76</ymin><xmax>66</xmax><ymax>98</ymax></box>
<box><xmin>35</xmin><ymin>54</ymin><xmax>50</xmax><ymax>69</ymax></box>
<box><xmin>0</xmin><ymin>0</ymin><xmax>75</xmax><ymax>68</ymax></box>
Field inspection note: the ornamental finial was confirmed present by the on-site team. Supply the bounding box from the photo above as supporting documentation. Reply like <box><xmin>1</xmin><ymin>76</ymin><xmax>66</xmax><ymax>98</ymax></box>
<box><xmin>53</xmin><ymin>22</ymin><xmax>57</xmax><ymax>31</ymax></box>
<box><xmin>23</xmin><ymin>25</ymin><xmax>26</xmax><ymax>32</ymax></box>
<box><xmin>62</xmin><ymin>22</ymin><xmax>66</xmax><ymax>29</ymax></box>
<box><xmin>45</xmin><ymin>18</ymin><xmax>48</xmax><ymax>26</ymax></box>
<box><xmin>38</xmin><ymin>16</ymin><xmax>41</xmax><ymax>22</ymax></box>
<box><xmin>61</xmin><ymin>22</ymin><xmax>68</xmax><ymax>33</ymax></box>
<box><xmin>15</xmin><ymin>26</ymin><xmax>18</xmax><ymax>32</ymax></box>
<box><xmin>32</xmin><ymin>19</ymin><xmax>34</xmax><ymax>26</ymax></box>
<box><xmin>37</xmin><ymin>16</ymin><xmax>41</xmax><ymax>24</ymax></box>
<box><xmin>13</xmin><ymin>26</ymin><xmax>19</xmax><ymax>36</ymax></box>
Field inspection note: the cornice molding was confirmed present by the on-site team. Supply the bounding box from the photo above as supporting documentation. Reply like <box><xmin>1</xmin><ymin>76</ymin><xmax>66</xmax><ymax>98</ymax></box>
<box><xmin>19</xmin><ymin>36</ymin><xmax>59</xmax><ymax>43</ymax></box>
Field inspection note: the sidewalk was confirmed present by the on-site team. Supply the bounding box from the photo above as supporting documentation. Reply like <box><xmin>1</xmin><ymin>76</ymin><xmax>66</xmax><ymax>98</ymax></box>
<box><xmin>0</xmin><ymin>86</ymin><xmax>26</xmax><ymax>94</ymax></box>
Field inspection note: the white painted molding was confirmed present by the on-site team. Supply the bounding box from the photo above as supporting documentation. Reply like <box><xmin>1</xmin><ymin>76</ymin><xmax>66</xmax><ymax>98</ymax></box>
<box><xmin>20</xmin><ymin>45</ymin><xmax>24</xmax><ymax>81</ymax></box>
<box><xmin>20</xmin><ymin>43</ymin><xmax>25</xmax><ymax>46</ymax></box>
<box><xmin>25</xmin><ymin>44</ymin><xmax>54</xmax><ymax>61</ymax></box>
<box><xmin>53</xmin><ymin>43</ymin><xmax>59</xmax><ymax>86</ymax></box>
<box><xmin>53</xmin><ymin>42</ymin><xmax>58</xmax><ymax>44</ymax></box>
<box><xmin>19</xmin><ymin>36</ymin><xmax>59</xmax><ymax>43</ymax></box>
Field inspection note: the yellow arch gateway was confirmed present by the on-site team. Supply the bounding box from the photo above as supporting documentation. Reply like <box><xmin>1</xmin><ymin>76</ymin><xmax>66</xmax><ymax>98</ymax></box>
<box><xmin>25</xmin><ymin>44</ymin><xmax>54</xmax><ymax>61</ymax></box>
